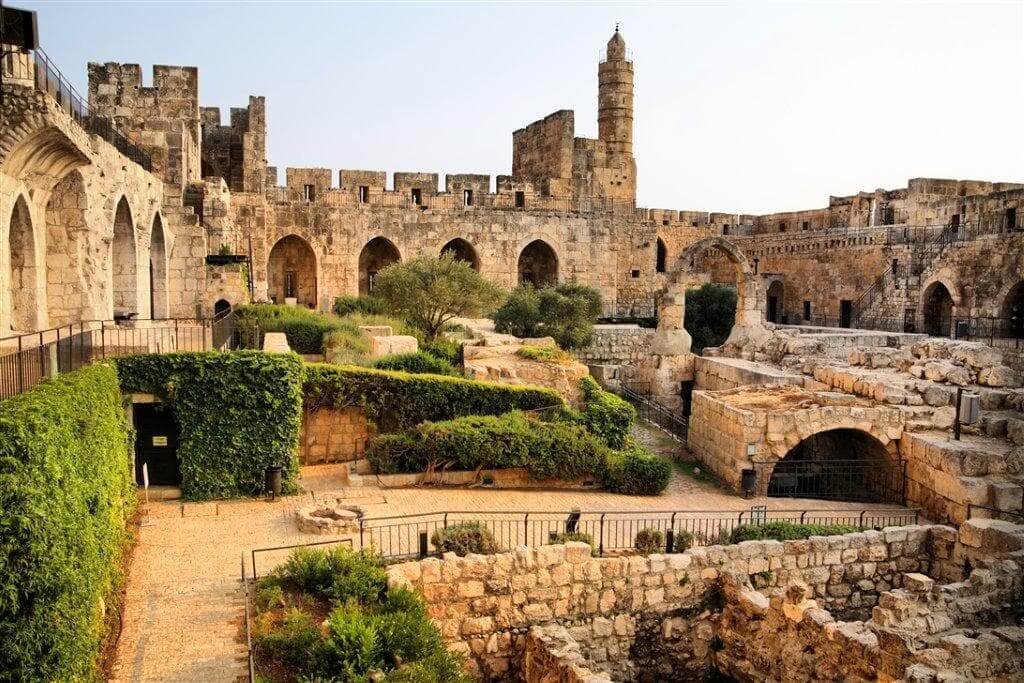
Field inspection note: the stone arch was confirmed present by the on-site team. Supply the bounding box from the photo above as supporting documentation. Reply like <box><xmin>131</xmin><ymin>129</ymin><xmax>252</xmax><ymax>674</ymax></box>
<box><xmin>652</xmin><ymin>236</ymin><xmax>765</xmax><ymax>356</ymax></box>
<box><xmin>149</xmin><ymin>213</ymin><xmax>168</xmax><ymax>319</ymax></box>
<box><xmin>0</xmin><ymin>125</ymin><xmax>90</xmax><ymax>189</ymax></box>
<box><xmin>45</xmin><ymin>170</ymin><xmax>89</xmax><ymax>327</ymax></box>
<box><xmin>764</xmin><ymin>427</ymin><xmax>901</xmax><ymax>503</ymax></box>
<box><xmin>213</xmin><ymin>299</ymin><xmax>232</xmax><ymax>318</ymax></box>
<box><xmin>268</xmin><ymin>234</ymin><xmax>318</xmax><ymax>306</ymax></box>
<box><xmin>440</xmin><ymin>237</ymin><xmax>479</xmax><ymax>271</ymax></box>
<box><xmin>111</xmin><ymin>196</ymin><xmax>139</xmax><ymax>319</ymax></box>
<box><xmin>999</xmin><ymin>280</ymin><xmax>1024</xmax><ymax>338</ymax></box>
<box><xmin>766</xmin><ymin>278</ymin><xmax>784</xmax><ymax>324</ymax></box>
<box><xmin>518</xmin><ymin>239</ymin><xmax>558</xmax><ymax>287</ymax></box>
<box><xmin>655</xmin><ymin>237</ymin><xmax>667</xmax><ymax>274</ymax></box>
<box><xmin>358</xmin><ymin>236</ymin><xmax>401</xmax><ymax>295</ymax></box>
<box><xmin>6</xmin><ymin>194</ymin><xmax>40</xmax><ymax>332</ymax></box>
<box><xmin>921</xmin><ymin>280</ymin><xmax>955</xmax><ymax>338</ymax></box>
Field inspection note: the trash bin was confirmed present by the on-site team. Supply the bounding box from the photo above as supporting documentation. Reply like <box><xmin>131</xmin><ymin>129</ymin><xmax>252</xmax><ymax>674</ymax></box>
<box><xmin>265</xmin><ymin>464</ymin><xmax>283</xmax><ymax>499</ymax></box>
<box><xmin>740</xmin><ymin>468</ymin><xmax>757</xmax><ymax>498</ymax></box>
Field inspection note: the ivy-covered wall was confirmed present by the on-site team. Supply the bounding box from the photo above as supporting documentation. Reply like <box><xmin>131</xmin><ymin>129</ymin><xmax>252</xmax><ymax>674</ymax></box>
<box><xmin>302</xmin><ymin>363</ymin><xmax>565</xmax><ymax>431</ymax></box>
<box><xmin>0</xmin><ymin>364</ymin><xmax>136</xmax><ymax>680</ymax></box>
<box><xmin>116</xmin><ymin>352</ymin><xmax>304</xmax><ymax>501</ymax></box>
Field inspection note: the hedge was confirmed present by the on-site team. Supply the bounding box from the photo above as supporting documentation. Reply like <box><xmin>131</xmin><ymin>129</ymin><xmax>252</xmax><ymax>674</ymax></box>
<box><xmin>367</xmin><ymin>411</ymin><xmax>610</xmax><ymax>481</ymax></box>
<box><xmin>235</xmin><ymin>303</ymin><xmax>351</xmax><ymax>354</ymax></box>
<box><xmin>115</xmin><ymin>352</ymin><xmax>303</xmax><ymax>500</ymax></box>
<box><xmin>302</xmin><ymin>363</ymin><xmax>564</xmax><ymax>432</ymax></box>
<box><xmin>570</xmin><ymin>376</ymin><xmax>636</xmax><ymax>448</ymax></box>
<box><xmin>602</xmin><ymin>444</ymin><xmax>673</xmax><ymax>495</ymax></box>
<box><xmin>728</xmin><ymin>521</ymin><xmax>861</xmax><ymax>544</ymax></box>
<box><xmin>372</xmin><ymin>351</ymin><xmax>458</xmax><ymax>376</ymax></box>
<box><xmin>0</xmin><ymin>364</ymin><xmax>135</xmax><ymax>680</ymax></box>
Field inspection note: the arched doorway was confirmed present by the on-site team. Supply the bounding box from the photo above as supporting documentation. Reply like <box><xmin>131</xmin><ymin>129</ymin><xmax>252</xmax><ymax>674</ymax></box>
<box><xmin>149</xmin><ymin>214</ymin><xmax>168</xmax><ymax>319</ymax></box>
<box><xmin>440</xmin><ymin>238</ymin><xmax>479</xmax><ymax>270</ymax></box>
<box><xmin>922</xmin><ymin>282</ymin><xmax>954</xmax><ymax>338</ymax></box>
<box><xmin>111</xmin><ymin>197</ymin><xmax>138</xmax><ymax>319</ymax></box>
<box><xmin>213</xmin><ymin>299</ymin><xmax>232</xmax><ymax>318</ymax></box>
<box><xmin>1000</xmin><ymin>280</ymin><xmax>1024</xmax><ymax>339</ymax></box>
<box><xmin>766</xmin><ymin>428</ymin><xmax>901</xmax><ymax>503</ymax></box>
<box><xmin>655</xmin><ymin>238</ymin><xmax>667</xmax><ymax>274</ymax></box>
<box><xmin>45</xmin><ymin>171</ymin><xmax>88</xmax><ymax>327</ymax></box>
<box><xmin>268</xmin><ymin>235</ymin><xmax>317</xmax><ymax>306</ymax></box>
<box><xmin>766</xmin><ymin>280</ymin><xmax>784</xmax><ymax>324</ymax></box>
<box><xmin>358</xmin><ymin>236</ymin><xmax>400</xmax><ymax>295</ymax></box>
<box><xmin>518</xmin><ymin>239</ymin><xmax>558</xmax><ymax>287</ymax></box>
<box><xmin>8</xmin><ymin>195</ymin><xmax>38</xmax><ymax>332</ymax></box>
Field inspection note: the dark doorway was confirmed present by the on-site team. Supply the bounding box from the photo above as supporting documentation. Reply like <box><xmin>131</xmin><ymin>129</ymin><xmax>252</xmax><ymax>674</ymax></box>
<box><xmin>518</xmin><ymin>240</ymin><xmax>558</xmax><ymax>287</ymax></box>
<box><xmin>766</xmin><ymin>280</ymin><xmax>783</xmax><ymax>324</ymax></box>
<box><xmin>133</xmin><ymin>403</ymin><xmax>181</xmax><ymax>486</ymax></box>
<box><xmin>839</xmin><ymin>300</ymin><xmax>852</xmax><ymax>328</ymax></box>
<box><xmin>922</xmin><ymin>282</ymin><xmax>954</xmax><ymax>337</ymax></box>
<box><xmin>680</xmin><ymin>380</ymin><xmax>695</xmax><ymax>417</ymax></box>
<box><xmin>214</xmin><ymin>299</ymin><xmax>232</xmax><ymax>318</ymax></box>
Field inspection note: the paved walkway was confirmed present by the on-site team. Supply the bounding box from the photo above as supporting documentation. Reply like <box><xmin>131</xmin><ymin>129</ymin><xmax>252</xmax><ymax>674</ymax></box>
<box><xmin>110</xmin><ymin>422</ymin><xmax>912</xmax><ymax>681</ymax></box>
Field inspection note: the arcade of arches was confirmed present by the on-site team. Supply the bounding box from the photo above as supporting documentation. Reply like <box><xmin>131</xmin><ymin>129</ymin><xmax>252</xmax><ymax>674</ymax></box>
<box><xmin>268</xmin><ymin>235</ymin><xmax>317</xmax><ymax>307</ymax></box>
<box><xmin>518</xmin><ymin>239</ymin><xmax>558</xmax><ymax>288</ymax></box>
<box><xmin>111</xmin><ymin>197</ymin><xmax>138</xmax><ymax>319</ymax></box>
<box><xmin>358</xmin><ymin>237</ymin><xmax>401</xmax><ymax>295</ymax></box>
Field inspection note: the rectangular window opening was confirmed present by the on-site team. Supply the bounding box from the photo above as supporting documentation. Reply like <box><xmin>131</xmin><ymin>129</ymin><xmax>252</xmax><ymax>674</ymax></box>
<box><xmin>464</xmin><ymin>189</ymin><xmax>473</xmax><ymax>206</ymax></box>
<box><xmin>515</xmin><ymin>191</ymin><xmax>525</xmax><ymax>208</ymax></box>
<box><xmin>411</xmin><ymin>188</ymin><xmax>422</xmax><ymax>205</ymax></box>
<box><xmin>1007</xmin><ymin>207</ymin><xmax>1018</xmax><ymax>231</ymax></box>
<box><xmin>779</xmin><ymin>222</ymin><xmax>787</xmax><ymax>233</ymax></box>
<box><xmin>358</xmin><ymin>186</ymin><xmax>369</xmax><ymax>203</ymax></box>
<box><xmin>631</xmin><ymin>269</ymin><xmax>640</xmax><ymax>279</ymax></box>
<box><xmin>803</xmin><ymin>300</ymin><xmax>811</xmax><ymax>321</ymax></box>
<box><xmin>303</xmin><ymin>184</ymin><xmax>315</xmax><ymax>202</ymax></box>
<box><xmin>802</xmin><ymin>221</ymin><xmax>809</xmax><ymax>231</ymax></box>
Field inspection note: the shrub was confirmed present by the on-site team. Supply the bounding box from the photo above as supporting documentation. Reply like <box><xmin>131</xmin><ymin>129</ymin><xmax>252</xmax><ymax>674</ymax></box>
<box><xmin>673</xmin><ymin>529</ymin><xmax>695</xmax><ymax>552</ymax></box>
<box><xmin>315</xmin><ymin>605</ymin><xmax>382</xmax><ymax>679</ymax></box>
<box><xmin>603</xmin><ymin>445</ymin><xmax>673</xmax><ymax>495</ymax></box>
<box><xmin>374</xmin><ymin>608</ymin><xmax>446</xmax><ymax>669</ymax></box>
<box><xmin>303</xmin><ymin>363</ymin><xmax>563</xmax><ymax>432</ymax></box>
<box><xmin>634</xmin><ymin>528</ymin><xmax>665</xmax><ymax>555</ymax></box>
<box><xmin>516</xmin><ymin>345</ymin><xmax>574</xmax><ymax>364</ymax></box>
<box><xmin>373</xmin><ymin>351</ymin><xmax>458</xmax><ymax>376</ymax></box>
<box><xmin>422</xmin><ymin>338</ymin><xmax>463</xmax><ymax>367</ymax></box>
<box><xmin>491</xmin><ymin>283</ymin><xmax>603</xmax><ymax>350</ymax></box>
<box><xmin>550</xmin><ymin>531</ymin><xmax>598</xmax><ymax>556</ymax></box>
<box><xmin>254</xmin><ymin>608</ymin><xmax>321</xmax><ymax>669</ymax></box>
<box><xmin>333</xmin><ymin>294</ymin><xmax>387</xmax><ymax>316</ymax></box>
<box><xmin>728</xmin><ymin>521</ymin><xmax>860</xmax><ymax>544</ymax></box>
<box><xmin>235</xmin><ymin>303</ymin><xmax>349</xmax><ymax>354</ymax></box>
<box><xmin>323</xmin><ymin>326</ymin><xmax>373</xmax><ymax>365</ymax></box>
<box><xmin>684</xmin><ymin>283</ymin><xmax>738</xmax><ymax>354</ymax></box>
<box><xmin>371</xmin><ymin>254</ymin><xmax>506</xmax><ymax>340</ymax></box>
<box><xmin>0</xmin><ymin>364</ymin><xmax>136</xmax><ymax>680</ymax></box>
<box><xmin>571</xmin><ymin>376</ymin><xmax>636</xmax><ymax>448</ymax></box>
<box><xmin>431</xmin><ymin>522</ymin><xmax>500</xmax><ymax>556</ymax></box>
<box><xmin>368</xmin><ymin>411</ymin><xmax>610</xmax><ymax>482</ymax></box>
<box><xmin>269</xmin><ymin>546</ymin><xmax>388</xmax><ymax>605</ymax></box>
<box><xmin>115</xmin><ymin>352</ymin><xmax>303</xmax><ymax>500</ymax></box>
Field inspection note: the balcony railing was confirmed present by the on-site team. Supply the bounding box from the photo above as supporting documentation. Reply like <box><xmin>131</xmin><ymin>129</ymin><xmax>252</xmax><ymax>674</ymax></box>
<box><xmin>1</xmin><ymin>46</ymin><xmax>153</xmax><ymax>171</ymax></box>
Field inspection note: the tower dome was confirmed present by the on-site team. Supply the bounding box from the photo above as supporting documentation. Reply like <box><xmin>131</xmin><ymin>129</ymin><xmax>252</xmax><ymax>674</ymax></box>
<box><xmin>606</xmin><ymin>26</ymin><xmax>626</xmax><ymax>61</ymax></box>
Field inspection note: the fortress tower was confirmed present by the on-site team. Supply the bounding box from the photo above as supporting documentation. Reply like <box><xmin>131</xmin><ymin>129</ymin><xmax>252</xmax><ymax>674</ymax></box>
<box><xmin>598</xmin><ymin>26</ymin><xmax>633</xmax><ymax>156</ymax></box>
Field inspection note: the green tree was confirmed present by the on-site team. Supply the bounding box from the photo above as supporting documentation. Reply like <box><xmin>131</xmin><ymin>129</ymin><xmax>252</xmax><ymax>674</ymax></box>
<box><xmin>371</xmin><ymin>254</ymin><xmax>504</xmax><ymax>341</ymax></box>
<box><xmin>684</xmin><ymin>283</ymin><xmax>738</xmax><ymax>353</ymax></box>
<box><xmin>491</xmin><ymin>283</ymin><xmax>603</xmax><ymax>350</ymax></box>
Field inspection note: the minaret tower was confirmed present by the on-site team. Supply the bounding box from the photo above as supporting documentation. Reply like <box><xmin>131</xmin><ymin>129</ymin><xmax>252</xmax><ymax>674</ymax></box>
<box><xmin>598</xmin><ymin>25</ymin><xmax>633</xmax><ymax>156</ymax></box>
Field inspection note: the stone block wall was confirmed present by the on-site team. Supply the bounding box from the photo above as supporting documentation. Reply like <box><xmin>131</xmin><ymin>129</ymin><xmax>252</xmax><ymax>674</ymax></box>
<box><xmin>300</xmin><ymin>406</ymin><xmax>372</xmax><ymax>464</ymax></box>
<box><xmin>574</xmin><ymin>325</ymin><xmax>653</xmax><ymax>366</ymax></box>
<box><xmin>512</xmin><ymin>110</ymin><xmax>574</xmax><ymax>196</ymax></box>
<box><xmin>386</xmin><ymin>526</ymin><xmax>942</xmax><ymax>679</ymax></box>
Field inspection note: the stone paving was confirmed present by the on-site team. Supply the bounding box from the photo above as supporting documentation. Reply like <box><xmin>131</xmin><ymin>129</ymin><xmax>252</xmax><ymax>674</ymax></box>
<box><xmin>110</xmin><ymin>422</ymin><xmax>912</xmax><ymax>682</ymax></box>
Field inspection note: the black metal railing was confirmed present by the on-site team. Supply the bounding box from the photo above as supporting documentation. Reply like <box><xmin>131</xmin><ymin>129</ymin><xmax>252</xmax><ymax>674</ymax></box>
<box><xmin>758</xmin><ymin>459</ymin><xmax>906</xmax><ymax>504</ymax></box>
<box><xmin>621</xmin><ymin>381</ymin><xmax>689</xmax><ymax>440</ymax></box>
<box><xmin>339</xmin><ymin>506</ymin><xmax>921</xmax><ymax>564</ymax></box>
<box><xmin>0</xmin><ymin>313</ymin><xmax>241</xmax><ymax>400</ymax></box>
<box><xmin>2</xmin><ymin>47</ymin><xmax>152</xmax><ymax>171</ymax></box>
<box><xmin>967</xmin><ymin>503</ymin><xmax>1024</xmax><ymax>524</ymax></box>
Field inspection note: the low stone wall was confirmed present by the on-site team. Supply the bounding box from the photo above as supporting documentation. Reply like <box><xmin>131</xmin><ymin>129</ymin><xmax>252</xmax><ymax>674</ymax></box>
<box><xmin>693</xmin><ymin>356</ymin><xmax>802</xmax><ymax>392</ymax></box>
<box><xmin>300</xmin><ymin>406</ymin><xmax>372</xmax><ymax>464</ymax></box>
<box><xmin>575</xmin><ymin>325</ymin><xmax>653</xmax><ymax>366</ymax></box>
<box><xmin>387</xmin><ymin>526</ymin><xmax>943</xmax><ymax>679</ymax></box>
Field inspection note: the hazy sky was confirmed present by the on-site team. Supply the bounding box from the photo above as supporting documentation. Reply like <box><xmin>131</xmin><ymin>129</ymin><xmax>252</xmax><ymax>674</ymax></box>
<box><xmin>16</xmin><ymin>1</ymin><xmax>1024</xmax><ymax>214</ymax></box>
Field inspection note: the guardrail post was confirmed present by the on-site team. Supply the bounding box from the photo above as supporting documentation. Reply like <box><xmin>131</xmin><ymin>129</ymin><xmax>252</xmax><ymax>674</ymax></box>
<box><xmin>37</xmin><ymin>331</ymin><xmax>45</xmax><ymax>379</ymax></box>
<box><xmin>17</xmin><ymin>335</ymin><xmax>24</xmax><ymax>393</ymax></box>
<box><xmin>859</xmin><ymin>510</ymin><xmax>866</xmax><ymax>528</ymax></box>
<box><xmin>418</xmin><ymin>531</ymin><xmax>428</xmax><ymax>559</ymax></box>
<box><xmin>598</xmin><ymin>513</ymin><xmax>605</xmax><ymax>556</ymax></box>
<box><xmin>359</xmin><ymin>518</ymin><xmax>365</xmax><ymax>550</ymax></box>
<box><xmin>522</xmin><ymin>514</ymin><xmax>528</xmax><ymax>546</ymax></box>
<box><xmin>800</xmin><ymin>511</ymin><xmax>807</xmax><ymax>523</ymax></box>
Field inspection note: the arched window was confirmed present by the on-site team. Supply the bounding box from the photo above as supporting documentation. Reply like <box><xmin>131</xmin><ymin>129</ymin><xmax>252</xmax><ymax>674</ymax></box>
<box><xmin>111</xmin><ymin>197</ymin><xmax>138</xmax><ymax>319</ymax></box>
<box><xmin>358</xmin><ymin>237</ymin><xmax>400</xmax><ymax>295</ymax></box>
<box><xmin>440</xmin><ymin>238</ymin><xmax>479</xmax><ymax>271</ymax></box>
<box><xmin>518</xmin><ymin>240</ymin><xmax>558</xmax><ymax>287</ymax></box>
<box><xmin>149</xmin><ymin>214</ymin><xmax>168</xmax><ymax>319</ymax></box>
<box><xmin>8</xmin><ymin>195</ymin><xmax>38</xmax><ymax>332</ymax></box>
<box><xmin>766</xmin><ymin>280</ymin><xmax>784</xmax><ymax>323</ymax></box>
<box><xmin>213</xmin><ymin>299</ymin><xmax>232</xmax><ymax>318</ymax></box>
<box><xmin>45</xmin><ymin>171</ymin><xmax>88</xmax><ymax>326</ymax></box>
<box><xmin>268</xmin><ymin>235</ymin><xmax>317</xmax><ymax>307</ymax></box>
<box><xmin>921</xmin><ymin>282</ymin><xmax>954</xmax><ymax>338</ymax></box>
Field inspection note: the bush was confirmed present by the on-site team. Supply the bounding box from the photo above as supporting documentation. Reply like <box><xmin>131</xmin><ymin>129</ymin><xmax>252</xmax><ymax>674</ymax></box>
<box><xmin>316</xmin><ymin>605</ymin><xmax>381</xmax><ymax>679</ymax></box>
<box><xmin>673</xmin><ymin>529</ymin><xmax>695</xmax><ymax>552</ymax></box>
<box><xmin>268</xmin><ymin>546</ymin><xmax>388</xmax><ymax>605</ymax></box>
<box><xmin>634</xmin><ymin>528</ymin><xmax>665</xmax><ymax>555</ymax></box>
<box><xmin>491</xmin><ymin>283</ymin><xmax>603</xmax><ymax>350</ymax></box>
<box><xmin>303</xmin><ymin>363</ymin><xmax>564</xmax><ymax>432</ymax></box>
<box><xmin>372</xmin><ymin>254</ymin><xmax>506</xmax><ymax>340</ymax></box>
<box><xmin>236</xmin><ymin>303</ymin><xmax>349</xmax><ymax>354</ymax></box>
<box><xmin>550</xmin><ymin>531</ymin><xmax>598</xmax><ymax>556</ymax></box>
<box><xmin>571</xmin><ymin>376</ymin><xmax>636</xmax><ymax>449</ymax></box>
<box><xmin>373</xmin><ymin>352</ymin><xmax>458</xmax><ymax>376</ymax></box>
<box><xmin>684</xmin><ymin>283</ymin><xmax>738</xmax><ymax>354</ymax></box>
<box><xmin>368</xmin><ymin>411</ymin><xmax>610</xmax><ymax>482</ymax></box>
<box><xmin>516</xmin><ymin>345</ymin><xmax>574</xmax><ymax>364</ymax></box>
<box><xmin>422</xmin><ymin>339</ymin><xmax>463</xmax><ymax>367</ymax></box>
<box><xmin>323</xmin><ymin>326</ymin><xmax>372</xmax><ymax>365</ymax></box>
<box><xmin>254</xmin><ymin>608</ymin><xmax>321</xmax><ymax>669</ymax></box>
<box><xmin>603</xmin><ymin>445</ymin><xmax>673</xmax><ymax>495</ymax></box>
<box><xmin>430</xmin><ymin>522</ymin><xmax>500</xmax><ymax>556</ymax></box>
<box><xmin>728</xmin><ymin>521</ymin><xmax>860</xmax><ymax>544</ymax></box>
<box><xmin>0</xmin><ymin>365</ymin><xmax>136</xmax><ymax>680</ymax></box>
<box><xmin>115</xmin><ymin>352</ymin><xmax>303</xmax><ymax>500</ymax></box>
<box><xmin>333</xmin><ymin>294</ymin><xmax>387</xmax><ymax>316</ymax></box>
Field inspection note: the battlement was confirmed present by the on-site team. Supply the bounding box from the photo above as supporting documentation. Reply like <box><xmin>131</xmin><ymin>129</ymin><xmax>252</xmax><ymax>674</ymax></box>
<box><xmin>201</xmin><ymin>96</ymin><xmax>266</xmax><ymax>194</ymax></box>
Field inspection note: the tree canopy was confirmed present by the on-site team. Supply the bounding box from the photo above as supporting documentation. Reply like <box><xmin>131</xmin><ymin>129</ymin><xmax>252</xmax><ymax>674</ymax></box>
<box><xmin>491</xmin><ymin>283</ymin><xmax>603</xmax><ymax>350</ymax></box>
<box><xmin>684</xmin><ymin>283</ymin><xmax>737</xmax><ymax>353</ymax></box>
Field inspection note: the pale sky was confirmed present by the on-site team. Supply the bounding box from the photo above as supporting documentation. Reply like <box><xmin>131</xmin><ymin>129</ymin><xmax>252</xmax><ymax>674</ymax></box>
<box><xmin>16</xmin><ymin>1</ymin><xmax>1024</xmax><ymax>214</ymax></box>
